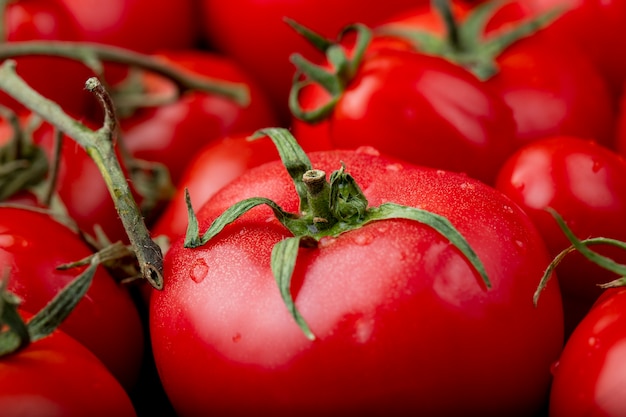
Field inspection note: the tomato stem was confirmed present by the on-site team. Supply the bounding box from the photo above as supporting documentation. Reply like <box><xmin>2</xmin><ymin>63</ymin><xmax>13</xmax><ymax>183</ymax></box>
<box><xmin>0</xmin><ymin>41</ymin><xmax>250</xmax><ymax>106</ymax></box>
<box><xmin>0</xmin><ymin>60</ymin><xmax>164</xmax><ymax>290</ymax></box>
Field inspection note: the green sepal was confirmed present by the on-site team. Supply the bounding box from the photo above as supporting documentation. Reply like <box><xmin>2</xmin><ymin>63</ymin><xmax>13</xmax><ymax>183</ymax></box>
<box><xmin>184</xmin><ymin>193</ymin><xmax>304</xmax><ymax>249</ymax></box>
<box><xmin>251</xmin><ymin>128</ymin><xmax>313</xmax><ymax>212</ymax></box>
<box><xmin>328</xmin><ymin>164</ymin><xmax>368</xmax><ymax>223</ymax></box>
<box><xmin>288</xmin><ymin>23</ymin><xmax>372</xmax><ymax>123</ymax></box>
<box><xmin>271</xmin><ymin>236</ymin><xmax>315</xmax><ymax>340</ymax></box>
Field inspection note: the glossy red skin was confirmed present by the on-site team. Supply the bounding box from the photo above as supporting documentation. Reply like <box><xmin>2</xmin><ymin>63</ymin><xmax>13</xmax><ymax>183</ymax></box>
<box><xmin>57</xmin><ymin>0</ymin><xmax>198</xmax><ymax>52</ymax></box>
<box><xmin>614</xmin><ymin>91</ymin><xmax>626</xmax><ymax>155</ymax></box>
<box><xmin>152</xmin><ymin>133</ymin><xmax>279</xmax><ymax>242</ymax></box>
<box><xmin>199</xmin><ymin>0</ymin><xmax>428</xmax><ymax>122</ymax></box>
<box><xmin>150</xmin><ymin>149</ymin><xmax>564</xmax><ymax>417</ymax></box>
<box><xmin>2</xmin><ymin>0</ymin><xmax>94</xmax><ymax>117</ymax></box>
<box><xmin>0</xmin><ymin>207</ymin><xmax>144</xmax><ymax>389</ymax></box>
<box><xmin>119</xmin><ymin>51</ymin><xmax>279</xmax><ymax>186</ymax></box>
<box><xmin>495</xmin><ymin>136</ymin><xmax>626</xmax><ymax>333</ymax></box>
<box><xmin>0</xmin><ymin>317</ymin><xmax>137</xmax><ymax>417</ymax></box>
<box><xmin>293</xmin><ymin>48</ymin><xmax>517</xmax><ymax>185</ymax></box>
<box><xmin>549</xmin><ymin>287</ymin><xmax>626</xmax><ymax>417</ymax></box>
<box><xmin>377</xmin><ymin>2</ymin><xmax>616</xmax><ymax>150</ymax></box>
<box><xmin>523</xmin><ymin>0</ymin><xmax>626</xmax><ymax>98</ymax></box>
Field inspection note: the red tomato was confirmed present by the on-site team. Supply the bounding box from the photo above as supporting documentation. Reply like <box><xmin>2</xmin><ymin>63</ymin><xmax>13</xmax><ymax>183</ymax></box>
<box><xmin>495</xmin><ymin>136</ymin><xmax>626</xmax><ymax>334</ymax></box>
<box><xmin>150</xmin><ymin>144</ymin><xmax>563</xmax><ymax>416</ymax></box>
<box><xmin>199</xmin><ymin>0</ymin><xmax>427</xmax><ymax>122</ymax></box>
<box><xmin>523</xmin><ymin>0</ymin><xmax>626</xmax><ymax>98</ymax></box>
<box><xmin>549</xmin><ymin>287</ymin><xmax>626</xmax><ymax>417</ymax></box>
<box><xmin>614</xmin><ymin>91</ymin><xmax>626</xmax><ymax>155</ymax></box>
<box><xmin>0</xmin><ymin>206</ymin><xmax>144</xmax><ymax>389</ymax></box>
<box><xmin>292</xmin><ymin>45</ymin><xmax>517</xmax><ymax>185</ymax></box>
<box><xmin>118</xmin><ymin>50</ymin><xmax>279</xmax><ymax>185</ymax></box>
<box><xmin>1</xmin><ymin>0</ymin><xmax>94</xmax><ymax>117</ymax></box>
<box><xmin>57</xmin><ymin>0</ymin><xmax>198</xmax><ymax>52</ymax></box>
<box><xmin>374</xmin><ymin>1</ymin><xmax>616</xmax><ymax>150</ymax></box>
<box><xmin>0</xmin><ymin>315</ymin><xmax>137</xmax><ymax>417</ymax></box>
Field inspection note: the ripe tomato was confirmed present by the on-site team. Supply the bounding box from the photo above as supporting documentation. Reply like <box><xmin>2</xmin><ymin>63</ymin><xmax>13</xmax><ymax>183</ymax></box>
<box><xmin>495</xmin><ymin>136</ymin><xmax>626</xmax><ymax>335</ymax></box>
<box><xmin>198</xmin><ymin>0</ymin><xmax>427</xmax><ymax>122</ymax></box>
<box><xmin>292</xmin><ymin>42</ymin><xmax>517</xmax><ymax>185</ymax></box>
<box><xmin>0</xmin><ymin>315</ymin><xmax>137</xmax><ymax>417</ymax></box>
<box><xmin>0</xmin><ymin>206</ymin><xmax>144</xmax><ymax>389</ymax></box>
<box><xmin>1</xmin><ymin>0</ymin><xmax>94</xmax><ymax>117</ymax></box>
<box><xmin>150</xmin><ymin>138</ymin><xmax>563</xmax><ymax>416</ymax></box>
<box><xmin>549</xmin><ymin>287</ymin><xmax>626</xmax><ymax>417</ymax></box>
<box><xmin>373</xmin><ymin>0</ymin><xmax>616</xmax><ymax>150</ymax></box>
<box><xmin>523</xmin><ymin>0</ymin><xmax>626</xmax><ymax>98</ymax></box>
<box><xmin>57</xmin><ymin>0</ymin><xmax>198</xmax><ymax>52</ymax></box>
<box><xmin>118</xmin><ymin>50</ymin><xmax>279</xmax><ymax>186</ymax></box>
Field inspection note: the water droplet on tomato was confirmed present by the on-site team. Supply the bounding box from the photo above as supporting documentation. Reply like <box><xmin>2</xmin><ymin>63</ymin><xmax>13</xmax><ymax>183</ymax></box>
<box><xmin>460</xmin><ymin>182</ymin><xmax>475</xmax><ymax>191</ymax></box>
<box><xmin>190</xmin><ymin>259</ymin><xmax>209</xmax><ymax>283</ymax></box>
<box><xmin>232</xmin><ymin>333</ymin><xmax>242</xmax><ymax>343</ymax></box>
<box><xmin>355</xmin><ymin>146</ymin><xmax>380</xmax><ymax>156</ymax></box>
<box><xmin>0</xmin><ymin>234</ymin><xmax>15</xmax><ymax>249</ymax></box>
<box><xmin>514</xmin><ymin>240</ymin><xmax>524</xmax><ymax>249</ymax></box>
<box><xmin>550</xmin><ymin>360</ymin><xmax>560</xmax><ymax>376</ymax></box>
<box><xmin>354</xmin><ymin>233</ymin><xmax>374</xmax><ymax>246</ymax></box>
<box><xmin>385</xmin><ymin>163</ymin><xmax>403</xmax><ymax>172</ymax></box>
<box><xmin>592</xmin><ymin>159</ymin><xmax>603</xmax><ymax>173</ymax></box>
<box><xmin>503</xmin><ymin>205</ymin><xmax>514</xmax><ymax>214</ymax></box>
<box><xmin>319</xmin><ymin>236</ymin><xmax>336</xmax><ymax>248</ymax></box>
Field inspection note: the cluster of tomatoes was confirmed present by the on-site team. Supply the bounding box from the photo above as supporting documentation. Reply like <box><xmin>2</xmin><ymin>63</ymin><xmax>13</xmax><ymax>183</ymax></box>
<box><xmin>1</xmin><ymin>0</ymin><xmax>626</xmax><ymax>416</ymax></box>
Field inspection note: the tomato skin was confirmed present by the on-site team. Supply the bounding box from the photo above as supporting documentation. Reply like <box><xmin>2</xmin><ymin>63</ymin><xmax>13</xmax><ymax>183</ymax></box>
<box><xmin>495</xmin><ymin>136</ymin><xmax>626</xmax><ymax>333</ymax></box>
<box><xmin>549</xmin><ymin>287</ymin><xmax>626</xmax><ymax>417</ymax></box>
<box><xmin>57</xmin><ymin>0</ymin><xmax>198</xmax><ymax>52</ymax></box>
<box><xmin>151</xmin><ymin>149</ymin><xmax>563</xmax><ymax>417</ymax></box>
<box><xmin>293</xmin><ymin>49</ymin><xmax>517</xmax><ymax>185</ymax></box>
<box><xmin>0</xmin><ymin>207</ymin><xmax>144</xmax><ymax>389</ymax></box>
<box><xmin>119</xmin><ymin>51</ymin><xmax>279</xmax><ymax>185</ymax></box>
<box><xmin>199</xmin><ymin>0</ymin><xmax>428</xmax><ymax>122</ymax></box>
<box><xmin>0</xmin><ymin>315</ymin><xmax>137</xmax><ymax>417</ymax></box>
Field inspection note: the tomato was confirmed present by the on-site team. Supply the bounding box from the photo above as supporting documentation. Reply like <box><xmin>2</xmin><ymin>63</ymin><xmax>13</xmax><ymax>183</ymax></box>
<box><xmin>523</xmin><ymin>0</ymin><xmax>626</xmax><ymax>98</ymax></box>
<box><xmin>151</xmin><ymin>132</ymin><xmax>279</xmax><ymax>242</ymax></box>
<box><xmin>1</xmin><ymin>0</ymin><xmax>94</xmax><ymax>117</ymax></box>
<box><xmin>495</xmin><ymin>136</ymin><xmax>626</xmax><ymax>335</ymax></box>
<box><xmin>150</xmin><ymin>134</ymin><xmax>563</xmax><ymax>416</ymax></box>
<box><xmin>57</xmin><ymin>0</ymin><xmax>198</xmax><ymax>52</ymax></box>
<box><xmin>292</xmin><ymin>40</ymin><xmax>517</xmax><ymax>185</ymax></box>
<box><xmin>0</xmin><ymin>314</ymin><xmax>137</xmax><ymax>417</ymax></box>
<box><xmin>117</xmin><ymin>50</ymin><xmax>279</xmax><ymax>186</ymax></box>
<box><xmin>0</xmin><ymin>206</ymin><xmax>145</xmax><ymax>389</ymax></box>
<box><xmin>373</xmin><ymin>0</ymin><xmax>616</xmax><ymax>150</ymax></box>
<box><xmin>549</xmin><ymin>286</ymin><xmax>626</xmax><ymax>417</ymax></box>
<box><xmin>198</xmin><ymin>0</ymin><xmax>428</xmax><ymax>122</ymax></box>
<box><xmin>614</xmin><ymin>90</ymin><xmax>626</xmax><ymax>155</ymax></box>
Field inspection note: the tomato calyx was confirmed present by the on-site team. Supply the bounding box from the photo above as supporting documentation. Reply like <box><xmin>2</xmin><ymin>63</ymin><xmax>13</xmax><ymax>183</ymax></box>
<box><xmin>534</xmin><ymin>209</ymin><xmax>626</xmax><ymax>306</ymax></box>
<box><xmin>288</xmin><ymin>20</ymin><xmax>372</xmax><ymax>123</ymax></box>
<box><xmin>377</xmin><ymin>0</ymin><xmax>564</xmax><ymax>80</ymax></box>
<box><xmin>184</xmin><ymin>127</ymin><xmax>490</xmax><ymax>340</ymax></box>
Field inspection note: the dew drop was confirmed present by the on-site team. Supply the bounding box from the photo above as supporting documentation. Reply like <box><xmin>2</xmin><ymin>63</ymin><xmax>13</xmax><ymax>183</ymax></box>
<box><xmin>0</xmin><ymin>235</ymin><xmax>15</xmax><ymax>249</ymax></box>
<box><xmin>355</xmin><ymin>146</ymin><xmax>380</xmax><ymax>156</ymax></box>
<box><xmin>385</xmin><ymin>163</ymin><xmax>403</xmax><ymax>172</ymax></box>
<box><xmin>319</xmin><ymin>236</ymin><xmax>337</xmax><ymax>248</ymax></box>
<box><xmin>514</xmin><ymin>240</ymin><xmax>524</xmax><ymax>249</ymax></box>
<box><xmin>503</xmin><ymin>205</ymin><xmax>514</xmax><ymax>214</ymax></box>
<box><xmin>232</xmin><ymin>333</ymin><xmax>242</xmax><ymax>343</ymax></box>
<box><xmin>354</xmin><ymin>233</ymin><xmax>374</xmax><ymax>246</ymax></box>
<box><xmin>592</xmin><ymin>159</ymin><xmax>603</xmax><ymax>173</ymax></box>
<box><xmin>550</xmin><ymin>360</ymin><xmax>559</xmax><ymax>376</ymax></box>
<box><xmin>460</xmin><ymin>182</ymin><xmax>475</xmax><ymax>191</ymax></box>
<box><xmin>190</xmin><ymin>258</ymin><xmax>209</xmax><ymax>283</ymax></box>
<box><xmin>436</xmin><ymin>170</ymin><xmax>446</xmax><ymax>177</ymax></box>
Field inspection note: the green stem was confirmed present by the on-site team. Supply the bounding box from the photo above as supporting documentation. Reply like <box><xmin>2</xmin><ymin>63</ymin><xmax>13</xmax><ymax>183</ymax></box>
<box><xmin>0</xmin><ymin>41</ymin><xmax>250</xmax><ymax>106</ymax></box>
<box><xmin>0</xmin><ymin>60</ymin><xmax>163</xmax><ymax>290</ymax></box>
<box><xmin>433</xmin><ymin>0</ymin><xmax>461</xmax><ymax>51</ymax></box>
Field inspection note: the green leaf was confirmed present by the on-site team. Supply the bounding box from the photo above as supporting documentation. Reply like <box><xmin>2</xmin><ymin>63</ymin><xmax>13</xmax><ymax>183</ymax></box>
<box><xmin>284</xmin><ymin>18</ymin><xmax>334</xmax><ymax>52</ymax></box>
<box><xmin>364</xmin><ymin>202</ymin><xmax>491</xmax><ymax>289</ymax></box>
<box><xmin>271</xmin><ymin>236</ymin><xmax>315</xmax><ymax>340</ymax></box>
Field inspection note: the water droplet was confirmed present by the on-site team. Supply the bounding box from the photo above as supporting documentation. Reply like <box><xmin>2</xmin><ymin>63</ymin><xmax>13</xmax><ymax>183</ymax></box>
<box><xmin>436</xmin><ymin>170</ymin><xmax>446</xmax><ymax>176</ymax></box>
<box><xmin>190</xmin><ymin>259</ymin><xmax>209</xmax><ymax>283</ymax></box>
<box><xmin>514</xmin><ymin>240</ymin><xmax>524</xmax><ymax>249</ymax></box>
<box><xmin>354</xmin><ymin>233</ymin><xmax>374</xmax><ymax>246</ymax></box>
<box><xmin>232</xmin><ymin>333</ymin><xmax>242</xmax><ymax>343</ymax></box>
<box><xmin>0</xmin><ymin>235</ymin><xmax>15</xmax><ymax>249</ymax></box>
<box><xmin>460</xmin><ymin>182</ymin><xmax>475</xmax><ymax>191</ymax></box>
<box><xmin>550</xmin><ymin>360</ymin><xmax>560</xmax><ymax>376</ymax></box>
<box><xmin>592</xmin><ymin>159</ymin><xmax>603</xmax><ymax>173</ymax></box>
<box><xmin>588</xmin><ymin>336</ymin><xmax>599</xmax><ymax>348</ymax></box>
<box><xmin>385</xmin><ymin>163</ymin><xmax>403</xmax><ymax>172</ymax></box>
<box><xmin>319</xmin><ymin>236</ymin><xmax>337</xmax><ymax>248</ymax></box>
<box><xmin>513</xmin><ymin>182</ymin><xmax>525</xmax><ymax>192</ymax></box>
<box><xmin>503</xmin><ymin>205</ymin><xmax>514</xmax><ymax>214</ymax></box>
<box><xmin>355</xmin><ymin>146</ymin><xmax>380</xmax><ymax>156</ymax></box>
